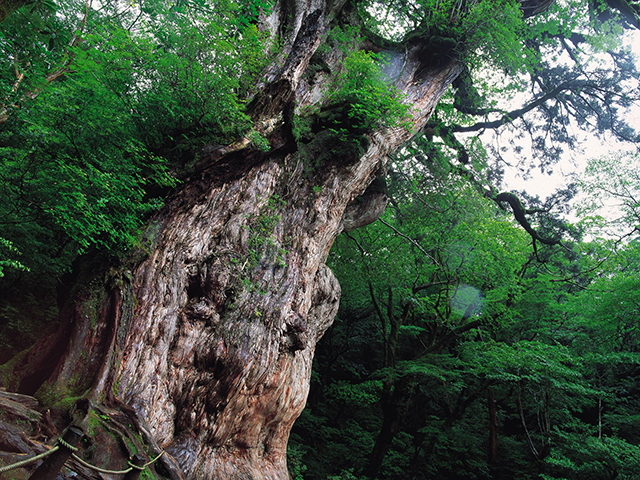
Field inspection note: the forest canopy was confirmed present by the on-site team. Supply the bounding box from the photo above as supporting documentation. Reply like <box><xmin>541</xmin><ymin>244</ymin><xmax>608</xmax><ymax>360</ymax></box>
<box><xmin>1</xmin><ymin>0</ymin><xmax>637</xmax><ymax>278</ymax></box>
<box><xmin>284</xmin><ymin>2</ymin><xmax>640</xmax><ymax>478</ymax></box>
<box><xmin>0</xmin><ymin>0</ymin><xmax>271</xmax><ymax>353</ymax></box>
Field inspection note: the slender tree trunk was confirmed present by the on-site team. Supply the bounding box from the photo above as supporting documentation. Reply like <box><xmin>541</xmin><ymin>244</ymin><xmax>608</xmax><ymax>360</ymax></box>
<box><xmin>488</xmin><ymin>389</ymin><xmax>498</xmax><ymax>464</ymax></box>
<box><xmin>2</xmin><ymin>1</ymin><xmax>464</xmax><ymax>478</ymax></box>
<box><xmin>364</xmin><ymin>381</ymin><xmax>406</xmax><ymax>479</ymax></box>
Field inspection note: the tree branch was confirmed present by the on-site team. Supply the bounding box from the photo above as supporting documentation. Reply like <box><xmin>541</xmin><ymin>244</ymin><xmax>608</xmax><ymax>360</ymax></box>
<box><xmin>378</xmin><ymin>218</ymin><xmax>440</xmax><ymax>267</ymax></box>
<box><xmin>494</xmin><ymin>192</ymin><xmax>561</xmax><ymax>246</ymax></box>
<box><xmin>451</xmin><ymin>80</ymin><xmax>581</xmax><ymax>133</ymax></box>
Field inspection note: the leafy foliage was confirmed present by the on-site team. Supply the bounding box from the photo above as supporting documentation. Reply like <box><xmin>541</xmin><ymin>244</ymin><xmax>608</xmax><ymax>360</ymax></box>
<box><xmin>0</xmin><ymin>238</ymin><xmax>27</xmax><ymax>277</ymax></box>
<box><xmin>0</xmin><ymin>0</ymin><xmax>270</xmax><ymax>360</ymax></box>
<box><xmin>359</xmin><ymin>0</ymin><xmax>534</xmax><ymax>72</ymax></box>
<box><xmin>577</xmin><ymin>151</ymin><xmax>640</xmax><ymax>237</ymax></box>
<box><xmin>2</xmin><ymin>1</ymin><xmax>640</xmax><ymax>479</ymax></box>
<box><xmin>0</xmin><ymin>0</ymin><xmax>268</xmax><ymax>259</ymax></box>
<box><xmin>329</xmin><ymin>50</ymin><xmax>411</xmax><ymax>132</ymax></box>
<box><xmin>290</xmin><ymin>134</ymin><xmax>640</xmax><ymax>479</ymax></box>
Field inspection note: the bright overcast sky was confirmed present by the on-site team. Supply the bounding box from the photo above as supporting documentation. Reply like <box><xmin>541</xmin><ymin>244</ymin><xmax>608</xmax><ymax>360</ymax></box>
<box><xmin>502</xmin><ymin>31</ymin><xmax>640</xmax><ymax>200</ymax></box>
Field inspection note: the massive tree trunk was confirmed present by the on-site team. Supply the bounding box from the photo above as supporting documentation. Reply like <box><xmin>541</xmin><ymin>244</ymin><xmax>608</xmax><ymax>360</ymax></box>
<box><xmin>2</xmin><ymin>1</ymin><xmax>465</xmax><ymax>478</ymax></box>
<box><xmin>1</xmin><ymin>0</ymin><xmax>560</xmax><ymax>474</ymax></box>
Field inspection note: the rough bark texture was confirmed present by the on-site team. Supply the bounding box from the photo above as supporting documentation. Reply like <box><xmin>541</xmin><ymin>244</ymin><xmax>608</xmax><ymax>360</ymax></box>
<box><xmin>110</xmin><ymin>55</ymin><xmax>460</xmax><ymax>479</ymax></box>
<box><xmin>1</xmin><ymin>1</ymin><xmax>464</xmax><ymax>478</ymax></box>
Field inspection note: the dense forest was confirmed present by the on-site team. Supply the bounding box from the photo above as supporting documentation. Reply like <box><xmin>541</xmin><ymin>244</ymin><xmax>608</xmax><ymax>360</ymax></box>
<box><xmin>1</xmin><ymin>0</ymin><xmax>640</xmax><ymax>479</ymax></box>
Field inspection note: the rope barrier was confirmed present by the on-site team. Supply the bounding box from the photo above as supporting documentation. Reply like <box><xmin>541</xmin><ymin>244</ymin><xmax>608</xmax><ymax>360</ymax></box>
<box><xmin>139</xmin><ymin>451</ymin><xmax>165</xmax><ymax>469</ymax></box>
<box><xmin>71</xmin><ymin>454</ymin><xmax>134</xmax><ymax>475</ymax></box>
<box><xmin>55</xmin><ymin>438</ymin><xmax>79</xmax><ymax>453</ymax></box>
<box><xmin>0</xmin><ymin>446</ymin><xmax>60</xmax><ymax>474</ymax></box>
<box><xmin>0</xmin><ymin>430</ymin><xmax>164</xmax><ymax>476</ymax></box>
<box><xmin>70</xmin><ymin>450</ymin><xmax>165</xmax><ymax>475</ymax></box>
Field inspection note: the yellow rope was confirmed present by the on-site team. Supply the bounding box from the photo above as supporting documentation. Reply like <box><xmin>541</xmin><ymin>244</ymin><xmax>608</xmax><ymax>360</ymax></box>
<box><xmin>71</xmin><ymin>454</ymin><xmax>134</xmax><ymax>475</ymax></box>
<box><xmin>137</xmin><ymin>451</ymin><xmax>165</xmax><ymax>470</ymax></box>
<box><xmin>70</xmin><ymin>450</ymin><xmax>165</xmax><ymax>474</ymax></box>
<box><xmin>56</xmin><ymin>437</ymin><xmax>79</xmax><ymax>452</ymax></box>
<box><xmin>71</xmin><ymin>453</ymin><xmax>133</xmax><ymax>475</ymax></box>
<box><xmin>0</xmin><ymin>446</ymin><xmax>60</xmax><ymax>473</ymax></box>
<box><xmin>0</xmin><ymin>432</ymin><xmax>164</xmax><ymax>476</ymax></box>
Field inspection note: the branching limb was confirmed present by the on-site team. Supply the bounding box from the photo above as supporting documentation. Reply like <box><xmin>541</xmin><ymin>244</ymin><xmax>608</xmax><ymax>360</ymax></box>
<box><xmin>378</xmin><ymin>218</ymin><xmax>440</xmax><ymax>267</ymax></box>
<box><xmin>451</xmin><ymin>79</ymin><xmax>582</xmax><ymax>134</ymax></box>
<box><xmin>494</xmin><ymin>192</ymin><xmax>562</xmax><ymax>246</ymax></box>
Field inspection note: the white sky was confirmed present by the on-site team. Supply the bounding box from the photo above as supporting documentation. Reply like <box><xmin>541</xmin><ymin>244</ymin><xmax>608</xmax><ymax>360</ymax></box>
<box><xmin>501</xmin><ymin>31</ymin><xmax>640</xmax><ymax>200</ymax></box>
